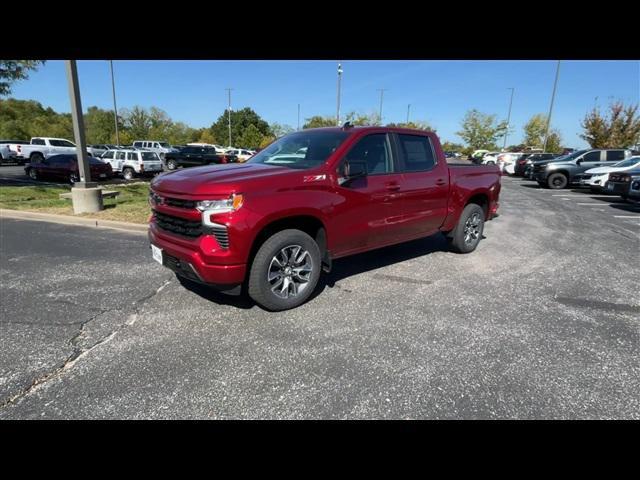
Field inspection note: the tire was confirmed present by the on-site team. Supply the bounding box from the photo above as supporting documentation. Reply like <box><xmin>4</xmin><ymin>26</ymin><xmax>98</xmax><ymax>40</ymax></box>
<box><xmin>547</xmin><ymin>172</ymin><xmax>568</xmax><ymax>189</ymax></box>
<box><xmin>448</xmin><ymin>203</ymin><xmax>485</xmax><ymax>254</ymax></box>
<box><xmin>486</xmin><ymin>161</ymin><xmax>495</xmax><ymax>165</ymax></box>
<box><xmin>69</xmin><ymin>172</ymin><xmax>79</xmax><ymax>184</ymax></box>
<box><xmin>248</xmin><ymin>229</ymin><xmax>322</xmax><ymax>311</ymax></box>
<box><xmin>31</xmin><ymin>153</ymin><xmax>44</xmax><ymax>163</ymax></box>
<box><xmin>122</xmin><ymin>167</ymin><xmax>135</xmax><ymax>180</ymax></box>
<box><xmin>27</xmin><ymin>168</ymin><xmax>37</xmax><ymax>180</ymax></box>
<box><xmin>166</xmin><ymin>159</ymin><xmax>177</xmax><ymax>170</ymax></box>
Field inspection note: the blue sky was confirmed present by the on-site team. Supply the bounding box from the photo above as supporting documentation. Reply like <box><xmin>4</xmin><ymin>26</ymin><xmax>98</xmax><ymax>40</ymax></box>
<box><xmin>8</xmin><ymin>60</ymin><xmax>640</xmax><ymax>148</ymax></box>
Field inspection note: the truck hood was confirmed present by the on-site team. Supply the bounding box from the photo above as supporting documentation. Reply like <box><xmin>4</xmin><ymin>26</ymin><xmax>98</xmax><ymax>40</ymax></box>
<box><xmin>151</xmin><ymin>163</ymin><xmax>296</xmax><ymax>196</ymax></box>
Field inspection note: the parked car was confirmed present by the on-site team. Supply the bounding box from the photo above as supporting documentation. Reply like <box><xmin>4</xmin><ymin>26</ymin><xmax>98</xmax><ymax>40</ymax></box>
<box><xmin>496</xmin><ymin>152</ymin><xmax>530</xmax><ymax>175</ymax></box>
<box><xmin>148</xmin><ymin>125</ymin><xmax>502</xmax><ymax>311</ymax></box>
<box><xmin>225</xmin><ymin>148</ymin><xmax>256</xmax><ymax>163</ymax></box>
<box><xmin>480</xmin><ymin>152</ymin><xmax>502</xmax><ymax>165</ymax></box>
<box><xmin>7</xmin><ymin>137</ymin><xmax>91</xmax><ymax>163</ymax></box>
<box><xmin>132</xmin><ymin>140</ymin><xmax>179</xmax><ymax>160</ymax></box>
<box><xmin>163</xmin><ymin>146</ymin><xmax>237</xmax><ymax>170</ymax></box>
<box><xmin>607</xmin><ymin>169</ymin><xmax>640</xmax><ymax>201</ymax></box>
<box><xmin>100</xmin><ymin>149</ymin><xmax>164</xmax><ymax>180</ymax></box>
<box><xmin>532</xmin><ymin>148</ymin><xmax>634</xmax><ymax>189</ymax></box>
<box><xmin>87</xmin><ymin>144</ymin><xmax>111</xmax><ymax>157</ymax></box>
<box><xmin>24</xmin><ymin>154</ymin><xmax>112</xmax><ymax>184</ymax></box>
<box><xmin>628</xmin><ymin>174</ymin><xmax>640</xmax><ymax>202</ymax></box>
<box><xmin>576</xmin><ymin>157</ymin><xmax>640</xmax><ymax>192</ymax></box>
<box><xmin>470</xmin><ymin>150</ymin><xmax>490</xmax><ymax>163</ymax></box>
<box><xmin>516</xmin><ymin>153</ymin><xmax>557</xmax><ymax>177</ymax></box>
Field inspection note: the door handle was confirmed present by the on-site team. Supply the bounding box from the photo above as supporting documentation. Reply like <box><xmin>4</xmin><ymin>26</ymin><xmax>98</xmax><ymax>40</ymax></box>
<box><xmin>435</xmin><ymin>178</ymin><xmax>447</xmax><ymax>186</ymax></box>
<box><xmin>385</xmin><ymin>182</ymin><xmax>401</xmax><ymax>191</ymax></box>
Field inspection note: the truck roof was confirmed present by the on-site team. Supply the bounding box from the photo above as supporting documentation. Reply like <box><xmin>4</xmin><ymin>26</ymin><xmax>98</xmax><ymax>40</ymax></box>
<box><xmin>299</xmin><ymin>126</ymin><xmax>436</xmax><ymax>135</ymax></box>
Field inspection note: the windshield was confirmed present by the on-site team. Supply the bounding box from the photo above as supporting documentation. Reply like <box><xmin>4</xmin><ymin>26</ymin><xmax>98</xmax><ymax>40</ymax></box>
<box><xmin>141</xmin><ymin>152</ymin><xmax>159</xmax><ymax>161</ymax></box>
<box><xmin>613</xmin><ymin>157</ymin><xmax>640</xmax><ymax>168</ymax></box>
<box><xmin>159</xmin><ymin>142</ymin><xmax>171</xmax><ymax>148</ymax></box>
<box><xmin>248</xmin><ymin>130</ymin><xmax>350</xmax><ymax>169</ymax></box>
<box><xmin>559</xmin><ymin>149</ymin><xmax>589</xmax><ymax>162</ymax></box>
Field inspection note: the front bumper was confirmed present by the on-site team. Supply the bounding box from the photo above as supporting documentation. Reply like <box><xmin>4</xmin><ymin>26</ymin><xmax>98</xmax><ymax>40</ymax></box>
<box><xmin>148</xmin><ymin>223</ymin><xmax>246</xmax><ymax>287</ymax></box>
<box><xmin>606</xmin><ymin>182</ymin><xmax>631</xmax><ymax>195</ymax></box>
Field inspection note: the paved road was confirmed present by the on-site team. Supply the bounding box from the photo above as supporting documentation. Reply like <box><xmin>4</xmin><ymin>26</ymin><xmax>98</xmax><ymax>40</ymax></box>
<box><xmin>0</xmin><ymin>178</ymin><xmax>638</xmax><ymax>419</ymax></box>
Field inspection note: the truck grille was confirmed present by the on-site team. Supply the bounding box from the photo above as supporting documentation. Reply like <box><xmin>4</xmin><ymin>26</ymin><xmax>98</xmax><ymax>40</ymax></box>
<box><xmin>533</xmin><ymin>164</ymin><xmax>545</xmax><ymax>173</ymax></box>
<box><xmin>155</xmin><ymin>211</ymin><xmax>203</xmax><ymax>238</ymax></box>
<box><xmin>164</xmin><ymin>197</ymin><xmax>197</xmax><ymax>209</ymax></box>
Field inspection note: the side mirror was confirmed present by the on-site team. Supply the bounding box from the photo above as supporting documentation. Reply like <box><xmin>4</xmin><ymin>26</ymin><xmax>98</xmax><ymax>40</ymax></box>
<box><xmin>576</xmin><ymin>158</ymin><xmax>582</xmax><ymax>165</ymax></box>
<box><xmin>339</xmin><ymin>160</ymin><xmax>367</xmax><ymax>186</ymax></box>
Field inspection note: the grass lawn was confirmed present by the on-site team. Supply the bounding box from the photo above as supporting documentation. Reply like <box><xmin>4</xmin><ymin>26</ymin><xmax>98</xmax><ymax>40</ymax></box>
<box><xmin>0</xmin><ymin>183</ymin><xmax>152</xmax><ymax>224</ymax></box>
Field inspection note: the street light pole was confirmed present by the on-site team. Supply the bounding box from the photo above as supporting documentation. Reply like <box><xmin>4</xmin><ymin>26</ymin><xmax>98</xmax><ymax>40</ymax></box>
<box><xmin>503</xmin><ymin>87</ymin><xmax>515</xmax><ymax>151</ymax></box>
<box><xmin>336</xmin><ymin>62</ymin><xmax>343</xmax><ymax>126</ymax></box>
<box><xmin>225</xmin><ymin>88</ymin><xmax>233</xmax><ymax>148</ymax></box>
<box><xmin>406</xmin><ymin>104</ymin><xmax>411</xmax><ymax>124</ymax></box>
<box><xmin>65</xmin><ymin>60</ymin><xmax>103</xmax><ymax>213</ymax></box>
<box><xmin>377</xmin><ymin>89</ymin><xmax>387</xmax><ymax>125</ymax></box>
<box><xmin>297</xmin><ymin>103</ymin><xmax>301</xmax><ymax>130</ymax></box>
<box><xmin>109</xmin><ymin>60</ymin><xmax>120</xmax><ymax>146</ymax></box>
<box><xmin>543</xmin><ymin>60</ymin><xmax>561</xmax><ymax>153</ymax></box>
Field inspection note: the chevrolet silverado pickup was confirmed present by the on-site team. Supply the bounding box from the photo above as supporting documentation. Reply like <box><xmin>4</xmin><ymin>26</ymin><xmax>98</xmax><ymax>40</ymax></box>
<box><xmin>148</xmin><ymin>125</ymin><xmax>501</xmax><ymax>311</ymax></box>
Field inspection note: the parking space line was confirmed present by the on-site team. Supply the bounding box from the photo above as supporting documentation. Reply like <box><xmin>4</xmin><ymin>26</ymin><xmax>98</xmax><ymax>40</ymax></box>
<box><xmin>577</xmin><ymin>203</ymin><xmax>606</xmax><ymax>205</ymax></box>
<box><xmin>613</xmin><ymin>215</ymin><xmax>640</xmax><ymax>219</ymax></box>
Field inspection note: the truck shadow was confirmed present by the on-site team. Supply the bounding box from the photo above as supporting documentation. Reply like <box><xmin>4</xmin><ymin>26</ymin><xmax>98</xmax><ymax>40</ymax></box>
<box><xmin>178</xmin><ymin>232</ymin><xmax>455</xmax><ymax>310</ymax></box>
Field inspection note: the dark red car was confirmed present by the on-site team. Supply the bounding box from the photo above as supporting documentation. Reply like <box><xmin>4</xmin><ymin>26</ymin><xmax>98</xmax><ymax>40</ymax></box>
<box><xmin>25</xmin><ymin>154</ymin><xmax>113</xmax><ymax>183</ymax></box>
<box><xmin>149</xmin><ymin>126</ymin><xmax>501</xmax><ymax>311</ymax></box>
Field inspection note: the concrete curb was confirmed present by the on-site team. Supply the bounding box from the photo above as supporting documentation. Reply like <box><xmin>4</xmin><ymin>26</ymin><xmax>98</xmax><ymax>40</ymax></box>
<box><xmin>0</xmin><ymin>208</ymin><xmax>148</xmax><ymax>235</ymax></box>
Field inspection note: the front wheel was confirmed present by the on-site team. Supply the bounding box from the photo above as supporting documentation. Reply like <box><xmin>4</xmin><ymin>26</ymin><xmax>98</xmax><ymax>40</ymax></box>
<box><xmin>248</xmin><ymin>229</ymin><xmax>321</xmax><ymax>311</ymax></box>
<box><xmin>166</xmin><ymin>159</ymin><xmax>177</xmax><ymax>170</ymax></box>
<box><xmin>448</xmin><ymin>203</ymin><xmax>485</xmax><ymax>253</ymax></box>
<box><xmin>547</xmin><ymin>172</ymin><xmax>568</xmax><ymax>189</ymax></box>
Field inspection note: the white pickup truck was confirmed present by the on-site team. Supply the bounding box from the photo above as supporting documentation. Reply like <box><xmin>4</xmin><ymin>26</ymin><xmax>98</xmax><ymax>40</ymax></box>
<box><xmin>8</xmin><ymin>137</ymin><xmax>91</xmax><ymax>163</ymax></box>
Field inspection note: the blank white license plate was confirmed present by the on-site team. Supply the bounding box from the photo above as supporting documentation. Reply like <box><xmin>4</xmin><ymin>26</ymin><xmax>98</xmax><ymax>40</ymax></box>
<box><xmin>99</xmin><ymin>173</ymin><xmax>106</xmax><ymax>178</ymax></box>
<box><xmin>151</xmin><ymin>244</ymin><xmax>163</xmax><ymax>265</ymax></box>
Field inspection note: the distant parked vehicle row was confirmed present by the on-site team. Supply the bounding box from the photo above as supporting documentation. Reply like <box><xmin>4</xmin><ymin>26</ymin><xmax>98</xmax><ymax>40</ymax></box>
<box><xmin>6</xmin><ymin>137</ymin><xmax>93</xmax><ymax>164</ymax></box>
<box><xmin>163</xmin><ymin>145</ymin><xmax>238</xmax><ymax>170</ymax></box>
<box><xmin>225</xmin><ymin>148</ymin><xmax>256</xmax><ymax>162</ymax></box>
<box><xmin>132</xmin><ymin>140</ymin><xmax>179</xmax><ymax>160</ymax></box>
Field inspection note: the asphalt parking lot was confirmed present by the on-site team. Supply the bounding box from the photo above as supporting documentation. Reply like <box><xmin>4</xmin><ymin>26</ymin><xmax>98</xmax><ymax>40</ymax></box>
<box><xmin>0</xmin><ymin>176</ymin><xmax>638</xmax><ymax>419</ymax></box>
<box><xmin>0</xmin><ymin>164</ymin><xmax>158</xmax><ymax>187</ymax></box>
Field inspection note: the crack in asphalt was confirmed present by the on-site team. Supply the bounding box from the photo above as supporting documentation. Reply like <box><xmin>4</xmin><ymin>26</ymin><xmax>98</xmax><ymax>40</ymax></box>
<box><xmin>0</xmin><ymin>279</ymin><xmax>173</xmax><ymax>411</ymax></box>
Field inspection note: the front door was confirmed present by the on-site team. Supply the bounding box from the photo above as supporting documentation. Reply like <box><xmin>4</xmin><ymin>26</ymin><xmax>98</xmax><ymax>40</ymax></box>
<box><xmin>330</xmin><ymin>133</ymin><xmax>405</xmax><ymax>256</ymax></box>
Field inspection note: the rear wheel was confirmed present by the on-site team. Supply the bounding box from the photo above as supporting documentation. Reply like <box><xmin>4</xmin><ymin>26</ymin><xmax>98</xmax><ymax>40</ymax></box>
<box><xmin>122</xmin><ymin>167</ymin><xmax>135</xmax><ymax>180</ymax></box>
<box><xmin>27</xmin><ymin>168</ymin><xmax>37</xmax><ymax>180</ymax></box>
<box><xmin>248</xmin><ymin>229</ymin><xmax>321</xmax><ymax>311</ymax></box>
<box><xmin>69</xmin><ymin>172</ymin><xmax>79</xmax><ymax>184</ymax></box>
<box><xmin>166</xmin><ymin>159</ymin><xmax>177</xmax><ymax>170</ymax></box>
<box><xmin>31</xmin><ymin>153</ymin><xmax>44</xmax><ymax>163</ymax></box>
<box><xmin>448</xmin><ymin>203</ymin><xmax>485</xmax><ymax>254</ymax></box>
<box><xmin>547</xmin><ymin>172</ymin><xmax>568</xmax><ymax>189</ymax></box>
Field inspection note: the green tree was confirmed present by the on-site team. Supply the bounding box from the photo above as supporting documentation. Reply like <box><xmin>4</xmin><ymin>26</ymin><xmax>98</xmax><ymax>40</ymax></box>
<box><xmin>84</xmin><ymin>106</ymin><xmax>118</xmax><ymax>144</ymax></box>
<box><xmin>196</xmin><ymin>129</ymin><xmax>217</xmax><ymax>144</ymax></box>
<box><xmin>121</xmin><ymin>106</ymin><xmax>152</xmax><ymax>140</ymax></box>
<box><xmin>345</xmin><ymin>111</ymin><xmax>380</xmax><ymax>126</ymax></box>
<box><xmin>237</xmin><ymin>124</ymin><xmax>264</xmax><ymax>149</ymax></box>
<box><xmin>456</xmin><ymin>109</ymin><xmax>508</xmax><ymax>150</ymax></box>
<box><xmin>441</xmin><ymin>141</ymin><xmax>465</xmax><ymax>152</ymax></box>
<box><xmin>210</xmin><ymin>107</ymin><xmax>270</xmax><ymax>147</ymax></box>
<box><xmin>580</xmin><ymin>101</ymin><xmax>640</xmax><ymax>148</ymax></box>
<box><xmin>522</xmin><ymin>113</ymin><xmax>563</xmax><ymax>152</ymax></box>
<box><xmin>0</xmin><ymin>61</ymin><xmax>45</xmax><ymax>96</ymax></box>
<box><xmin>386</xmin><ymin>120</ymin><xmax>435</xmax><ymax>131</ymax></box>
<box><xmin>270</xmin><ymin>122</ymin><xmax>294</xmax><ymax>138</ymax></box>
<box><xmin>303</xmin><ymin>115</ymin><xmax>336</xmax><ymax>129</ymax></box>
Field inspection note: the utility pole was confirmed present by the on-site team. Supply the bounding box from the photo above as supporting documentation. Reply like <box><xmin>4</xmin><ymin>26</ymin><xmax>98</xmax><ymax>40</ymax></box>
<box><xmin>225</xmin><ymin>88</ymin><xmax>233</xmax><ymax>148</ymax></box>
<box><xmin>297</xmin><ymin>103</ymin><xmax>301</xmax><ymax>130</ymax></box>
<box><xmin>542</xmin><ymin>60</ymin><xmax>561</xmax><ymax>153</ymax></box>
<box><xmin>377</xmin><ymin>89</ymin><xmax>387</xmax><ymax>125</ymax></box>
<box><xmin>406</xmin><ymin>104</ymin><xmax>411</xmax><ymax>124</ymax></box>
<box><xmin>503</xmin><ymin>87</ymin><xmax>515</xmax><ymax>151</ymax></box>
<box><xmin>65</xmin><ymin>60</ymin><xmax>102</xmax><ymax>213</ymax></box>
<box><xmin>109</xmin><ymin>60</ymin><xmax>120</xmax><ymax>146</ymax></box>
<box><xmin>336</xmin><ymin>62</ymin><xmax>343</xmax><ymax>126</ymax></box>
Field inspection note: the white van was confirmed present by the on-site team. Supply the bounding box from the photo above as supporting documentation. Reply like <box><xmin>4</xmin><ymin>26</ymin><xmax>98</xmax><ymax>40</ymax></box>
<box><xmin>132</xmin><ymin>140</ymin><xmax>178</xmax><ymax>159</ymax></box>
<box><xmin>101</xmin><ymin>149</ymin><xmax>163</xmax><ymax>180</ymax></box>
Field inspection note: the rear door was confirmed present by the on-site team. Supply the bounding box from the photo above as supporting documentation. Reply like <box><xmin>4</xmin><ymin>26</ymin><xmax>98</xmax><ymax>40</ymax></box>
<box><xmin>330</xmin><ymin>132</ymin><xmax>406</xmax><ymax>254</ymax></box>
<box><xmin>392</xmin><ymin>133</ymin><xmax>449</xmax><ymax>237</ymax></box>
<box><xmin>605</xmin><ymin>150</ymin><xmax>626</xmax><ymax>165</ymax></box>
<box><xmin>579</xmin><ymin>150</ymin><xmax>603</xmax><ymax>172</ymax></box>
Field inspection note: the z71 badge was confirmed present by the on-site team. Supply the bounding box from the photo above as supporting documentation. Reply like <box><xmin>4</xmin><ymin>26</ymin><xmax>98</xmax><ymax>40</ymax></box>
<box><xmin>303</xmin><ymin>174</ymin><xmax>327</xmax><ymax>182</ymax></box>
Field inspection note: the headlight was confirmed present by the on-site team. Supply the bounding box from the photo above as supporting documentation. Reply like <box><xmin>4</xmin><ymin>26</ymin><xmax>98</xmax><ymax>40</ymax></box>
<box><xmin>546</xmin><ymin>163</ymin><xmax>558</xmax><ymax>170</ymax></box>
<box><xmin>196</xmin><ymin>194</ymin><xmax>244</xmax><ymax>214</ymax></box>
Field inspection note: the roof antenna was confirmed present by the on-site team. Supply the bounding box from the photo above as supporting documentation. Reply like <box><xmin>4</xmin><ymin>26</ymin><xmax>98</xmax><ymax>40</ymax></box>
<box><xmin>342</xmin><ymin>121</ymin><xmax>353</xmax><ymax>130</ymax></box>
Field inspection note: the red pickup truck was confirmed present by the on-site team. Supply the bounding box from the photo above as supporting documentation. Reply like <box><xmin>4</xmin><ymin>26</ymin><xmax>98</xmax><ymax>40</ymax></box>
<box><xmin>148</xmin><ymin>125</ymin><xmax>501</xmax><ymax>310</ymax></box>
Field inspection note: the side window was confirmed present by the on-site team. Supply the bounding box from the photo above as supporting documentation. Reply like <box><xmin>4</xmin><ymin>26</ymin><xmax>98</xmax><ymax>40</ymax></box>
<box><xmin>397</xmin><ymin>134</ymin><xmax>436</xmax><ymax>172</ymax></box>
<box><xmin>342</xmin><ymin>134</ymin><xmax>392</xmax><ymax>175</ymax></box>
<box><xmin>102</xmin><ymin>151</ymin><xmax>114</xmax><ymax>159</ymax></box>
<box><xmin>582</xmin><ymin>151</ymin><xmax>601</xmax><ymax>162</ymax></box>
<box><xmin>117</xmin><ymin>152</ymin><xmax>126</xmax><ymax>160</ymax></box>
<box><xmin>127</xmin><ymin>152</ymin><xmax>137</xmax><ymax>160</ymax></box>
<box><xmin>153</xmin><ymin>143</ymin><xmax>160</xmax><ymax>149</ymax></box>
<box><xmin>32</xmin><ymin>138</ymin><xmax>45</xmax><ymax>145</ymax></box>
<box><xmin>606</xmin><ymin>150</ymin><xmax>625</xmax><ymax>162</ymax></box>
<box><xmin>133</xmin><ymin>142</ymin><xmax>141</xmax><ymax>148</ymax></box>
